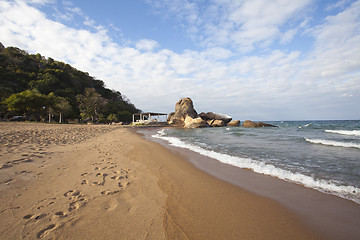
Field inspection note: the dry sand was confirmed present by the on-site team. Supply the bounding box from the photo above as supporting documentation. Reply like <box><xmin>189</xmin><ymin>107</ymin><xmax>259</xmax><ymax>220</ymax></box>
<box><xmin>0</xmin><ymin>122</ymin><xmax>322</xmax><ymax>239</ymax></box>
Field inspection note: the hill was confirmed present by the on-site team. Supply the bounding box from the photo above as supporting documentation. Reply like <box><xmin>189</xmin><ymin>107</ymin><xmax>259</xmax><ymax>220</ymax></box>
<box><xmin>0</xmin><ymin>43</ymin><xmax>140</xmax><ymax>122</ymax></box>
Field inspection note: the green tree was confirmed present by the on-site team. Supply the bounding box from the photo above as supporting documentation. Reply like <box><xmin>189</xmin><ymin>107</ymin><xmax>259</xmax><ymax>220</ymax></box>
<box><xmin>107</xmin><ymin>113</ymin><xmax>118</xmax><ymax>122</ymax></box>
<box><xmin>0</xmin><ymin>87</ymin><xmax>13</xmax><ymax>119</ymax></box>
<box><xmin>30</xmin><ymin>72</ymin><xmax>60</xmax><ymax>94</ymax></box>
<box><xmin>77</xmin><ymin>88</ymin><xmax>106</xmax><ymax>122</ymax></box>
<box><xmin>47</xmin><ymin>93</ymin><xmax>72</xmax><ymax>123</ymax></box>
<box><xmin>117</xmin><ymin>110</ymin><xmax>133</xmax><ymax>122</ymax></box>
<box><xmin>3</xmin><ymin>89</ymin><xmax>48</xmax><ymax>120</ymax></box>
<box><xmin>1</xmin><ymin>43</ymin><xmax>141</xmax><ymax>120</ymax></box>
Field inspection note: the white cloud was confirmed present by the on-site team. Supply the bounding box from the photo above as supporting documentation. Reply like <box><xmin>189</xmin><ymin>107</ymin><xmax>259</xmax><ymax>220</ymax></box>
<box><xmin>135</xmin><ymin>39</ymin><xmax>160</xmax><ymax>51</ymax></box>
<box><xmin>24</xmin><ymin>0</ymin><xmax>55</xmax><ymax>5</ymax></box>
<box><xmin>147</xmin><ymin>0</ymin><xmax>199</xmax><ymax>24</ymax></box>
<box><xmin>147</xmin><ymin>0</ymin><xmax>312</xmax><ymax>52</ymax></box>
<box><xmin>213</xmin><ymin>0</ymin><xmax>312</xmax><ymax>51</ymax></box>
<box><xmin>306</xmin><ymin>0</ymin><xmax>360</xmax><ymax>82</ymax></box>
<box><xmin>280</xmin><ymin>28</ymin><xmax>297</xmax><ymax>44</ymax></box>
<box><xmin>326</xmin><ymin>0</ymin><xmax>352</xmax><ymax>11</ymax></box>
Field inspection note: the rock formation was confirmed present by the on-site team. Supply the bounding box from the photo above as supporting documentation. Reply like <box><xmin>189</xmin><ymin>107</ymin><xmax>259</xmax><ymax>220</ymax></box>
<box><xmin>167</xmin><ymin>97</ymin><xmax>240</xmax><ymax>128</ymax></box>
<box><xmin>227</xmin><ymin>120</ymin><xmax>240</xmax><ymax>127</ymax></box>
<box><xmin>184</xmin><ymin>116</ymin><xmax>208</xmax><ymax>128</ymax></box>
<box><xmin>206</xmin><ymin>119</ymin><xmax>225</xmax><ymax>127</ymax></box>
<box><xmin>242</xmin><ymin>120</ymin><xmax>257</xmax><ymax>128</ymax></box>
<box><xmin>256</xmin><ymin>122</ymin><xmax>278</xmax><ymax>127</ymax></box>
<box><xmin>168</xmin><ymin>98</ymin><xmax>198</xmax><ymax>125</ymax></box>
<box><xmin>167</xmin><ymin>112</ymin><xmax>175</xmax><ymax>123</ymax></box>
<box><xmin>199</xmin><ymin>112</ymin><xmax>232</xmax><ymax>124</ymax></box>
<box><xmin>242</xmin><ymin>120</ymin><xmax>278</xmax><ymax>128</ymax></box>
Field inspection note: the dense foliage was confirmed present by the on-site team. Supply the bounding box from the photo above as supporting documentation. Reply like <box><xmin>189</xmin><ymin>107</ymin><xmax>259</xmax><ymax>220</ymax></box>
<box><xmin>0</xmin><ymin>43</ymin><xmax>140</xmax><ymax>122</ymax></box>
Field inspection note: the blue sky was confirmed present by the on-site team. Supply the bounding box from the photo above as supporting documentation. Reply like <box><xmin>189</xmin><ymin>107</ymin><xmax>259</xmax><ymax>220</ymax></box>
<box><xmin>0</xmin><ymin>0</ymin><xmax>359</xmax><ymax>120</ymax></box>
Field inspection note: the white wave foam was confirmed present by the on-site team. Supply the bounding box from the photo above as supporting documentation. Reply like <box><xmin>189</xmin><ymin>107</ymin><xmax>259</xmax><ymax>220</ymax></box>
<box><xmin>305</xmin><ymin>138</ymin><xmax>360</xmax><ymax>149</ymax></box>
<box><xmin>325</xmin><ymin>130</ymin><xmax>360</xmax><ymax>136</ymax></box>
<box><xmin>153</xmin><ymin>130</ymin><xmax>360</xmax><ymax>204</ymax></box>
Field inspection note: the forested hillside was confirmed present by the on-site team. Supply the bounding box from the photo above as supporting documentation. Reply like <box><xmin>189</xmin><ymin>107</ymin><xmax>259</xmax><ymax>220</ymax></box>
<box><xmin>0</xmin><ymin>43</ymin><xmax>140</xmax><ymax>122</ymax></box>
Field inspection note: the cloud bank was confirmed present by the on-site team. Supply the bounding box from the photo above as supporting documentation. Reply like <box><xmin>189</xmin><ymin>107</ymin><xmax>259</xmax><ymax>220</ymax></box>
<box><xmin>0</xmin><ymin>0</ymin><xmax>359</xmax><ymax>120</ymax></box>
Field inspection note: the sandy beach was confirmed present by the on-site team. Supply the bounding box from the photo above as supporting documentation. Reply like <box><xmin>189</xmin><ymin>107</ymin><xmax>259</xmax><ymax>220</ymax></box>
<box><xmin>0</xmin><ymin>122</ymin><xmax>324</xmax><ymax>239</ymax></box>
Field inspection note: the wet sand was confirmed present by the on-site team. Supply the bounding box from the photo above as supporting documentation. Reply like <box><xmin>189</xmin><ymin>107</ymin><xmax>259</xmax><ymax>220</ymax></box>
<box><xmin>1</xmin><ymin>122</ymin><xmax>323</xmax><ymax>239</ymax></box>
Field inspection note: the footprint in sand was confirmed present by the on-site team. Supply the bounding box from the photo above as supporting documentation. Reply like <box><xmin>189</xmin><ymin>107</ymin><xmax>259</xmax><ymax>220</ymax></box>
<box><xmin>102</xmin><ymin>198</ymin><xmax>118</xmax><ymax>211</ymax></box>
<box><xmin>0</xmin><ymin>158</ymin><xmax>33</xmax><ymax>169</ymax></box>
<box><xmin>34</xmin><ymin>197</ymin><xmax>57</xmax><ymax>210</ymax></box>
<box><xmin>22</xmin><ymin>194</ymin><xmax>78</xmax><ymax>239</ymax></box>
<box><xmin>69</xmin><ymin>200</ymin><xmax>86</xmax><ymax>212</ymax></box>
<box><xmin>54</xmin><ymin>211</ymin><xmax>67</xmax><ymax>217</ymax></box>
<box><xmin>64</xmin><ymin>190</ymin><xmax>80</xmax><ymax>198</ymax></box>
<box><xmin>16</xmin><ymin>170</ymin><xmax>32</xmax><ymax>176</ymax></box>
<box><xmin>111</xmin><ymin>176</ymin><xmax>120</xmax><ymax>180</ymax></box>
<box><xmin>81</xmin><ymin>161</ymin><xmax>132</xmax><ymax>196</ymax></box>
<box><xmin>34</xmin><ymin>213</ymin><xmax>47</xmax><ymax>220</ymax></box>
<box><xmin>64</xmin><ymin>190</ymin><xmax>88</xmax><ymax>212</ymax></box>
<box><xmin>23</xmin><ymin>214</ymin><xmax>34</xmax><ymax>220</ymax></box>
<box><xmin>3</xmin><ymin>178</ymin><xmax>14</xmax><ymax>185</ymax></box>
<box><xmin>22</xmin><ymin>213</ymin><xmax>48</xmax><ymax>223</ymax></box>
<box><xmin>36</xmin><ymin>224</ymin><xmax>57</xmax><ymax>239</ymax></box>
<box><xmin>101</xmin><ymin>190</ymin><xmax>120</xmax><ymax>195</ymax></box>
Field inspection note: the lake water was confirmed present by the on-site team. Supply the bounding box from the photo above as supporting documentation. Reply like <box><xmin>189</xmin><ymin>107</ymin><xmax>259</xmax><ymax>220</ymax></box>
<box><xmin>152</xmin><ymin>120</ymin><xmax>360</xmax><ymax>204</ymax></box>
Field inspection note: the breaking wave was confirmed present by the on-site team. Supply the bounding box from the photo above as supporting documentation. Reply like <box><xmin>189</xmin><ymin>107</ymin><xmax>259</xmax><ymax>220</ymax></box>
<box><xmin>153</xmin><ymin>130</ymin><xmax>360</xmax><ymax>204</ymax></box>
<box><xmin>325</xmin><ymin>130</ymin><xmax>360</xmax><ymax>136</ymax></box>
<box><xmin>305</xmin><ymin>138</ymin><xmax>360</xmax><ymax>149</ymax></box>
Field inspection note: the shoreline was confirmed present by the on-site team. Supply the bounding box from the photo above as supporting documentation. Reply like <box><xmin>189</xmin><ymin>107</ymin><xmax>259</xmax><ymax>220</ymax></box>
<box><xmin>0</xmin><ymin>122</ymin><xmax>338</xmax><ymax>239</ymax></box>
<box><xmin>131</xmin><ymin>127</ymin><xmax>322</xmax><ymax>239</ymax></box>
<box><xmin>139</xmin><ymin>127</ymin><xmax>360</xmax><ymax>240</ymax></box>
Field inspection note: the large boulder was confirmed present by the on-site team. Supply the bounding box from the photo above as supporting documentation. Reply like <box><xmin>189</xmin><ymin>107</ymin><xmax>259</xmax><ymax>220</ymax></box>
<box><xmin>242</xmin><ymin>120</ymin><xmax>277</xmax><ymax>128</ymax></box>
<box><xmin>256</xmin><ymin>122</ymin><xmax>278</xmax><ymax>128</ymax></box>
<box><xmin>168</xmin><ymin>98</ymin><xmax>198</xmax><ymax>125</ymax></box>
<box><xmin>242</xmin><ymin>120</ymin><xmax>257</xmax><ymax>128</ymax></box>
<box><xmin>207</xmin><ymin>119</ymin><xmax>225</xmax><ymax>127</ymax></box>
<box><xmin>184</xmin><ymin>116</ymin><xmax>208</xmax><ymax>128</ymax></box>
<box><xmin>227</xmin><ymin>120</ymin><xmax>240</xmax><ymax>127</ymax></box>
<box><xmin>167</xmin><ymin>112</ymin><xmax>175</xmax><ymax>122</ymax></box>
<box><xmin>199</xmin><ymin>112</ymin><xmax>232</xmax><ymax>124</ymax></box>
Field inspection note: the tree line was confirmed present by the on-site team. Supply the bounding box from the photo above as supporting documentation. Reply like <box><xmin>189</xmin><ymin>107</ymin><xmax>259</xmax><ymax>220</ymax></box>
<box><xmin>0</xmin><ymin>43</ymin><xmax>140</xmax><ymax>123</ymax></box>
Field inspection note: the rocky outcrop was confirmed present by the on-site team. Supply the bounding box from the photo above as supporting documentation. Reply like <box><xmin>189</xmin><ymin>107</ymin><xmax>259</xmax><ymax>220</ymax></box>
<box><xmin>184</xmin><ymin>116</ymin><xmax>208</xmax><ymax>128</ymax></box>
<box><xmin>242</xmin><ymin>120</ymin><xmax>257</xmax><ymax>128</ymax></box>
<box><xmin>227</xmin><ymin>120</ymin><xmax>240</xmax><ymax>127</ymax></box>
<box><xmin>199</xmin><ymin>112</ymin><xmax>232</xmax><ymax>124</ymax></box>
<box><xmin>168</xmin><ymin>98</ymin><xmax>198</xmax><ymax>125</ymax></box>
<box><xmin>242</xmin><ymin>120</ymin><xmax>278</xmax><ymax>128</ymax></box>
<box><xmin>207</xmin><ymin>119</ymin><xmax>225</xmax><ymax>127</ymax></box>
<box><xmin>256</xmin><ymin>122</ymin><xmax>278</xmax><ymax>127</ymax></box>
<box><xmin>167</xmin><ymin>112</ymin><xmax>175</xmax><ymax>122</ymax></box>
<box><xmin>168</xmin><ymin>98</ymin><xmax>236</xmax><ymax>128</ymax></box>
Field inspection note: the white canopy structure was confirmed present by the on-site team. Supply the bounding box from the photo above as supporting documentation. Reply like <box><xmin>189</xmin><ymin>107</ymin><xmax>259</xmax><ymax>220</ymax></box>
<box><xmin>132</xmin><ymin>112</ymin><xmax>167</xmax><ymax>124</ymax></box>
